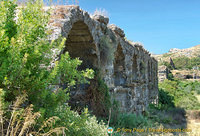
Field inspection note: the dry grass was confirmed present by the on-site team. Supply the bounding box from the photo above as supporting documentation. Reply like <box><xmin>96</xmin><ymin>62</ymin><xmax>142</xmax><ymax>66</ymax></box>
<box><xmin>92</xmin><ymin>8</ymin><xmax>109</xmax><ymax>17</ymax></box>
<box><xmin>48</xmin><ymin>0</ymin><xmax>79</xmax><ymax>6</ymax></box>
<box><xmin>0</xmin><ymin>90</ymin><xmax>67</xmax><ymax>136</ymax></box>
<box><xmin>186</xmin><ymin>110</ymin><xmax>200</xmax><ymax>136</ymax></box>
<box><xmin>17</xmin><ymin>0</ymin><xmax>79</xmax><ymax>6</ymax></box>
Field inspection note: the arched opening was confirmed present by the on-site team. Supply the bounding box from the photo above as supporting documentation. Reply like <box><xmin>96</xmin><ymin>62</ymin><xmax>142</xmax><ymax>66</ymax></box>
<box><xmin>114</xmin><ymin>44</ymin><xmax>126</xmax><ymax>86</ymax></box>
<box><xmin>63</xmin><ymin>21</ymin><xmax>98</xmax><ymax>112</ymax></box>
<box><xmin>132</xmin><ymin>54</ymin><xmax>138</xmax><ymax>81</ymax></box>
<box><xmin>64</xmin><ymin>21</ymin><xmax>98</xmax><ymax>70</ymax></box>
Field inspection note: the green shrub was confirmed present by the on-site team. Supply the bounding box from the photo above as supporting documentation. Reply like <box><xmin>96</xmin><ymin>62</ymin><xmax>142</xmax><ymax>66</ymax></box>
<box><xmin>159</xmin><ymin>80</ymin><xmax>200</xmax><ymax>110</ymax></box>
<box><xmin>163</xmin><ymin>61</ymin><xmax>174</xmax><ymax>70</ymax></box>
<box><xmin>52</xmin><ymin>106</ymin><xmax>107</xmax><ymax>136</ymax></box>
<box><xmin>109</xmin><ymin>113</ymin><xmax>153</xmax><ymax>129</ymax></box>
<box><xmin>157</xmin><ymin>88</ymin><xmax>175</xmax><ymax>110</ymax></box>
<box><xmin>169</xmin><ymin>56</ymin><xmax>200</xmax><ymax>70</ymax></box>
<box><xmin>167</xmin><ymin>73</ymin><xmax>174</xmax><ymax>81</ymax></box>
<box><xmin>162</xmin><ymin>56</ymin><xmax>200</xmax><ymax>70</ymax></box>
<box><xmin>0</xmin><ymin>0</ymin><xmax>94</xmax><ymax>115</ymax></box>
<box><xmin>0</xmin><ymin>0</ymin><xmax>108</xmax><ymax>135</ymax></box>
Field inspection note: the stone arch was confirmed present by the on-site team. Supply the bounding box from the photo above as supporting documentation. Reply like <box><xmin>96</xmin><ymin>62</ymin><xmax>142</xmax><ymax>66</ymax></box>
<box><xmin>64</xmin><ymin>21</ymin><xmax>98</xmax><ymax>70</ymax></box>
<box><xmin>113</xmin><ymin>44</ymin><xmax>126</xmax><ymax>86</ymax></box>
<box><xmin>63</xmin><ymin>21</ymin><xmax>99</xmax><ymax>112</ymax></box>
<box><xmin>132</xmin><ymin>54</ymin><xmax>138</xmax><ymax>81</ymax></box>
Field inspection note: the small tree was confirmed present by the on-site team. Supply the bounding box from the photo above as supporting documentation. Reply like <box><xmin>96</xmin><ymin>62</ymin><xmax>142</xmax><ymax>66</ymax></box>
<box><xmin>0</xmin><ymin>0</ymin><xmax>93</xmax><ymax>116</ymax></box>
<box><xmin>0</xmin><ymin>1</ymin><xmax>109</xmax><ymax>135</ymax></box>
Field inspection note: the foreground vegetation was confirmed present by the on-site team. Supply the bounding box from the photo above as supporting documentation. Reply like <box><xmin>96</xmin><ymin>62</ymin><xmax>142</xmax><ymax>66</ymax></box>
<box><xmin>0</xmin><ymin>0</ymin><xmax>107</xmax><ymax>135</ymax></box>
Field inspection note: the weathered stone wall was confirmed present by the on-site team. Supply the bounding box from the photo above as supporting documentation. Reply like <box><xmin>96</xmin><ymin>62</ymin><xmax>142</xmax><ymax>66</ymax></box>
<box><xmin>158</xmin><ymin>65</ymin><xmax>170</xmax><ymax>82</ymax></box>
<box><xmin>48</xmin><ymin>6</ymin><xmax>158</xmax><ymax>114</ymax></box>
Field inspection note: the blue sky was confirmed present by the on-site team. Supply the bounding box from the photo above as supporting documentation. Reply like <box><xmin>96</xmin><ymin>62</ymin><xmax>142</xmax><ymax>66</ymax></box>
<box><xmin>50</xmin><ymin>0</ymin><xmax>200</xmax><ymax>54</ymax></box>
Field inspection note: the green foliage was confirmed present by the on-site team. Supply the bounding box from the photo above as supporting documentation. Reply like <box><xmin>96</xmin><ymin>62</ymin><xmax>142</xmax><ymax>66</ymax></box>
<box><xmin>168</xmin><ymin>56</ymin><xmax>200</xmax><ymax>70</ymax></box>
<box><xmin>109</xmin><ymin>99</ymin><xmax>120</xmax><ymax>126</ymax></box>
<box><xmin>108</xmin><ymin>101</ymin><xmax>153</xmax><ymax>130</ymax></box>
<box><xmin>159</xmin><ymin>79</ymin><xmax>200</xmax><ymax>110</ymax></box>
<box><xmin>52</xmin><ymin>106</ymin><xmax>107</xmax><ymax>136</ymax></box>
<box><xmin>0</xmin><ymin>1</ymin><xmax>108</xmax><ymax>135</ymax></box>
<box><xmin>167</xmin><ymin>73</ymin><xmax>174</xmax><ymax>81</ymax></box>
<box><xmin>162</xmin><ymin>61</ymin><xmax>173</xmax><ymax>70</ymax></box>
<box><xmin>0</xmin><ymin>0</ymin><xmax>94</xmax><ymax>116</ymax></box>
<box><xmin>148</xmin><ymin>106</ymin><xmax>186</xmax><ymax>126</ymax></box>
<box><xmin>110</xmin><ymin>113</ymin><xmax>153</xmax><ymax>129</ymax></box>
<box><xmin>157</xmin><ymin>88</ymin><xmax>175</xmax><ymax>110</ymax></box>
<box><xmin>162</xmin><ymin>56</ymin><xmax>200</xmax><ymax>70</ymax></box>
<box><xmin>172</xmin><ymin>56</ymin><xmax>190</xmax><ymax>69</ymax></box>
<box><xmin>97</xmin><ymin>73</ymin><xmax>111</xmax><ymax>111</ymax></box>
<box><xmin>178</xmin><ymin>81</ymin><xmax>200</xmax><ymax>93</ymax></box>
<box><xmin>3</xmin><ymin>1</ymin><xmax>17</xmax><ymax>41</ymax></box>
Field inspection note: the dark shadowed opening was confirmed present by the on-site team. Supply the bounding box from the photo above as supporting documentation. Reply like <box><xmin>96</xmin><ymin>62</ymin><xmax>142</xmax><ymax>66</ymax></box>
<box><xmin>64</xmin><ymin>21</ymin><xmax>98</xmax><ymax>70</ymax></box>
<box><xmin>63</xmin><ymin>21</ymin><xmax>98</xmax><ymax>112</ymax></box>
<box><xmin>132</xmin><ymin>54</ymin><xmax>138</xmax><ymax>81</ymax></box>
<box><xmin>114</xmin><ymin>44</ymin><xmax>126</xmax><ymax>86</ymax></box>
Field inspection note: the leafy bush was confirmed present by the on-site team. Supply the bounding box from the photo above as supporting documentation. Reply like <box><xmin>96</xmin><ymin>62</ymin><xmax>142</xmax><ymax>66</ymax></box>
<box><xmin>159</xmin><ymin>79</ymin><xmax>200</xmax><ymax>110</ymax></box>
<box><xmin>109</xmin><ymin>112</ymin><xmax>153</xmax><ymax>129</ymax></box>
<box><xmin>178</xmin><ymin>81</ymin><xmax>200</xmax><ymax>94</ymax></box>
<box><xmin>162</xmin><ymin>56</ymin><xmax>200</xmax><ymax>70</ymax></box>
<box><xmin>165</xmin><ymin>56</ymin><xmax>200</xmax><ymax>70</ymax></box>
<box><xmin>0</xmin><ymin>0</ymin><xmax>93</xmax><ymax>116</ymax></box>
<box><xmin>167</xmin><ymin>73</ymin><xmax>174</xmax><ymax>81</ymax></box>
<box><xmin>53</xmin><ymin>106</ymin><xmax>107</xmax><ymax>136</ymax></box>
<box><xmin>162</xmin><ymin>61</ymin><xmax>173</xmax><ymax>70</ymax></box>
<box><xmin>157</xmin><ymin>88</ymin><xmax>175</xmax><ymax>110</ymax></box>
<box><xmin>0</xmin><ymin>0</ymin><xmax>107</xmax><ymax>135</ymax></box>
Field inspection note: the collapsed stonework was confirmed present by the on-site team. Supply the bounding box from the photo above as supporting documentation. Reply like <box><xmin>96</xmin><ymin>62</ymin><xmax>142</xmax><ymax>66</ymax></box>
<box><xmin>158</xmin><ymin>65</ymin><xmax>170</xmax><ymax>82</ymax></box>
<box><xmin>48</xmin><ymin>6</ymin><xmax>158</xmax><ymax>114</ymax></box>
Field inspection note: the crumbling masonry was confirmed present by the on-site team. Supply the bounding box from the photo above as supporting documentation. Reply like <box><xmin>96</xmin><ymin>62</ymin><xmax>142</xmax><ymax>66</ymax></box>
<box><xmin>49</xmin><ymin>6</ymin><xmax>158</xmax><ymax>114</ymax></box>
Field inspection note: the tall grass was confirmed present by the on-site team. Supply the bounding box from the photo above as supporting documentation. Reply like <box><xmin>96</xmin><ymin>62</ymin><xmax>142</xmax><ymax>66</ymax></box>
<box><xmin>0</xmin><ymin>89</ymin><xmax>66</xmax><ymax>136</ymax></box>
<box><xmin>92</xmin><ymin>8</ymin><xmax>109</xmax><ymax>17</ymax></box>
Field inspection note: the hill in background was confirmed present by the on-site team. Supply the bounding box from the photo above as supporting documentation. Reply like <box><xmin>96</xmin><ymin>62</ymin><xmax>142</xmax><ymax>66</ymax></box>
<box><xmin>153</xmin><ymin>44</ymin><xmax>200</xmax><ymax>81</ymax></box>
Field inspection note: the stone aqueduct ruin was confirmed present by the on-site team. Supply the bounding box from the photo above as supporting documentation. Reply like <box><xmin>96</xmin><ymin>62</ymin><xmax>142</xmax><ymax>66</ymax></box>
<box><xmin>49</xmin><ymin>6</ymin><xmax>158</xmax><ymax>114</ymax></box>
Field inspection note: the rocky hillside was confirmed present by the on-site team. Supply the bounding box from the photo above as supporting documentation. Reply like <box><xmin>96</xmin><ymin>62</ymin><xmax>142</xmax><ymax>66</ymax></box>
<box><xmin>169</xmin><ymin>45</ymin><xmax>200</xmax><ymax>57</ymax></box>
<box><xmin>153</xmin><ymin>44</ymin><xmax>200</xmax><ymax>67</ymax></box>
<box><xmin>153</xmin><ymin>45</ymin><xmax>200</xmax><ymax>64</ymax></box>
<box><xmin>153</xmin><ymin>45</ymin><xmax>200</xmax><ymax>81</ymax></box>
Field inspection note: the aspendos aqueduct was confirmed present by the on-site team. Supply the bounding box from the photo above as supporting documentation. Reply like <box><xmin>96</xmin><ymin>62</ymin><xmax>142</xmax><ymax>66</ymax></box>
<box><xmin>48</xmin><ymin>5</ymin><xmax>158</xmax><ymax>115</ymax></box>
